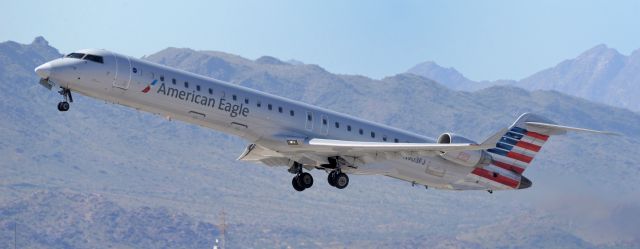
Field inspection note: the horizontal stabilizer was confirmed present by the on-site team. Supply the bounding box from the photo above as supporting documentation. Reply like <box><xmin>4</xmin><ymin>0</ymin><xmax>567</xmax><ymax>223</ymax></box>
<box><xmin>525</xmin><ymin>122</ymin><xmax>619</xmax><ymax>136</ymax></box>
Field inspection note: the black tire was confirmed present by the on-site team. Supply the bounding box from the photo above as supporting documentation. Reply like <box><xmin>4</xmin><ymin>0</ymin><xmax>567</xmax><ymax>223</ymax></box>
<box><xmin>334</xmin><ymin>173</ymin><xmax>349</xmax><ymax>189</ymax></box>
<box><xmin>292</xmin><ymin>176</ymin><xmax>305</xmax><ymax>191</ymax></box>
<box><xmin>327</xmin><ymin>171</ymin><xmax>337</xmax><ymax>186</ymax></box>
<box><xmin>299</xmin><ymin>172</ymin><xmax>313</xmax><ymax>188</ymax></box>
<box><xmin>58</xmin><ymin>101</ymin><xmax>69</xmax><ymax>112</ymax></box>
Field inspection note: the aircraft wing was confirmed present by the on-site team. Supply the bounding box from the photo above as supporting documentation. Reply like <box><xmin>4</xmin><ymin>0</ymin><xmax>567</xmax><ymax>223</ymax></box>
<box><xmin>238</xmin><ymin>128</ymin><xmax>508</xmax><ymax>167</ymax></box>
<box><xmin>305</xmin><ymin>127</ymin><xmax>507</xmax><ymax>154</ymax></box>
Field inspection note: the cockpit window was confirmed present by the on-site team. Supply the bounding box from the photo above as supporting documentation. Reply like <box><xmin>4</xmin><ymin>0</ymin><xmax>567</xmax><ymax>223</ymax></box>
<box><xmin>84</xmin><ymin>54</ymin><xmax>104</xmax><ymax>64</ymax></box>
<box><xmin>65</xmin><ymin>53</ymin><xmax>85</xmax><ymax>59</ymax></box>
<box><xmin>65</xmin><ymin>53</ymin><xmax>104</xmax><ymax>64</ymax></box>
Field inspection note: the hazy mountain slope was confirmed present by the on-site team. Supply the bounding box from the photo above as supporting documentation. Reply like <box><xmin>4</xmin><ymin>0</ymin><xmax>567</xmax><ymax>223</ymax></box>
<box><xmin>407</xmin><ymin>45</ymin><xmax>640</xmax><ymax>112</ymax></box>
<box><xmin>0</xmin><ymin>191</ymin><xmax>219</xmax><ymax>249</ymax></box>
<box><xmin>519</xmin><ymin>45</ymin><xmax>640</xmax><ymax>111</ymax></box>
<box><xmin>1</xmin><ymin>37</ymin><xmax>639</xmax><ymax>248</ymax></box>
<box><xmin>406</xmin><ymin>61</ymin><xmax>481</xmax><ymax>90</ymax></box>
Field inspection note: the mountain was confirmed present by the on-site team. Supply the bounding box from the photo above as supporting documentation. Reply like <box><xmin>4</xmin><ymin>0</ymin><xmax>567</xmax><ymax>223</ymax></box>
<box><xmin>518</xmin><ymin>45</ymin><xmax>640</xmax><ymax>111</ymax></box>
<box><xmin>1</xmin><ymin>37</ymin><xmax>640</xmax><ymax>248</ymax></box>
<box><xmin>0</xmin><ymin>191</ymin><xmax>219</xmax><ymax>249</ymax></box>
<box><xmin>407</xmin><ymin>45</ymin><xmax>640</xmax><ymax>112</ymax></box>
<box><xmin>406</xmin><ymin>61</ymin><xmax>484</xmax><ymax>90</ymax></box>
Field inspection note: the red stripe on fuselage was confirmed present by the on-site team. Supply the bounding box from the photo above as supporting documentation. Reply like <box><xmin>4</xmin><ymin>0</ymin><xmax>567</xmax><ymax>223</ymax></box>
<box><xmin>526</xmin><ymin>131</ymin><xmax>549</xmax><ymax>141</ymax></box>
<box><xmin>492</xmin><ymin>160</ymin><xmax>525</xmax><ymax>174</ymax></box>
<box><xmin>472</xmin><ymin>168</ymin><xmax>519</xmax><ymax>188</ymax></box>
<box><xmin>515</xmin><ymin>141</ymin><xmax>541</xmax><ymax>152</ymax></box>
<box><xmin>506</xmin><ymin>151</ymin><xmax>533</xmax><ymax>163</ymax></box>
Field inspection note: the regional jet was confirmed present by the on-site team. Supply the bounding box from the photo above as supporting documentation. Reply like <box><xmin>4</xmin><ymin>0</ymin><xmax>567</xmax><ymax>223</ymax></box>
<box><xmin>34</xmin><ymin>49</ymin><xmax>613</xmax><ymax>192</ymax></box>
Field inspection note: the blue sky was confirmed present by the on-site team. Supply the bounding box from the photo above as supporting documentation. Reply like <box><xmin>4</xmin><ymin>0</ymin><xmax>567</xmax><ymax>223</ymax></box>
<box><xmin>3</xmin><ymin>0</ymin><xmax>639</xmax><ymax>80</ymax></box>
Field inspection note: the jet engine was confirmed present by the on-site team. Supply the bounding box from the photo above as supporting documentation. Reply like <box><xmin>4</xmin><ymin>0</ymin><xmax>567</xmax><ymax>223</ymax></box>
<box><xmin>437</xmin><ymin>133</ymin><xmax>491</xmax><ymax>167</ymax></box>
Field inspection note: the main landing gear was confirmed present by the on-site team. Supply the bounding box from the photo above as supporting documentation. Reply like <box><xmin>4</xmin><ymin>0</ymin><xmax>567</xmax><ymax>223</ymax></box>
<box><xmin>327</xmin><ymin>170</ymin><xmax>349</xmax><ymax>189</ymax></box>
<box><xmin>57</xmin><ymin>87</ymin><xmax>73</xmax><ymax>112</ymax></box>
<box><xmin>288</xmin><ymin>161</ymin><xmax>350</xmax><ymax>191</ymax></box>
<box><xmin>290</xmin><ymin>162</ymin><xmax>314</xmax><ymax>192</ymax></box>
<box><xmin>292</xmin><ymin>172</ymin><xmax>313</xmax><ymax>192</ymax></box>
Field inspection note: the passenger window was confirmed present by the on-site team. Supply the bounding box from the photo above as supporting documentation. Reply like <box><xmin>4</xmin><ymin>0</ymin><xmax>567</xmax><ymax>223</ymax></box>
<box><xmin>132</xmin><ymin>67</ymin><xmax>138</xmax><ymax>73</ymax></box>
<box><xmin>335</xmin><ymin>122</ymin><xmax>339</xmax><ymax>128</ymax></box>
<box><xmin>278</xmin><ymin>107</ymin><xmax>283</xmax><ymax>113</ymax></box>
<box><xmin>160</xmin><ymin>76</ymin><xmax>165</xmax><ymax>82</ymax></box>
<box><xmin>307</xmin><ymin>114</ymin><xmax>312</xmax><ymax>121</ymax></box>
<box><xmin>172</xmin><ymin>78</ymin><xmax>176</xmax><ymax>85</ymax></box>
<box><xmin>394</xmin><ymin>138</ymin><xmax>399</xmax><ymax>143</ymax></box>
<box><xmin>232</xmin><ymin>95</ymin><xmax>237</xmax><ymax>101</ymax></box>
<box><xmin>184</xmin><ymin>82</ymin><xmax>189</xmax><ymax>88</ymax></box>
<box><xmin>290</xmin><ymin>110</ymin><xmax>294</xmax><ymax>116</ymax></box>
<box><xmin>382</xmin><ymin>136</ymin><xmax>387</xmax><ymax>141</ymax></box>
<box><xmin>371</xmin><ymin>132</ymin><xmax>375</xmax><ymax>138</ymax></box>
<box><xmin>257</xmin><ymin>101</ymin><xmax>261</xmax><ymax>107</ymax></box>
<box><xmin>347</xmin><ymin>125</ymin><xmax>351</xmax><ymax>131</ymax></box>
<box><xmin>196</xmin><ymin>85</ymin><xmax>201</xmax><ymax>91</ymax></box>
<box><xmin>244</xmin><ymin>98</ymin><xmax>249</xmax><ymax>104</ymax></box>
<box><xmin>322</xmin><ymin>119</ymin><xmax>327</xmax><ymax>125</ymax></box>
<box><xmin>268</xmin><ymin>104</ymin><xmax>272</xmax><ymax>110</ymax></box>
<box><xmin>208</xmin><ymin>88</ymin><xmax>213</xmax><ymax>95</ymax></box>
<box><xmin>359</xmin><ymin>129</ymin><xmax>363</xmax><ymax>135</ymax></box>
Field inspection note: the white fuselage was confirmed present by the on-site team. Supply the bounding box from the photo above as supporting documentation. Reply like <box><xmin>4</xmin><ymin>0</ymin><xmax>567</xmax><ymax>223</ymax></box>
<box><xmin>35</xmin><ymin>49</ymin><xmax>514</xmax><ymax>191</ymax></box>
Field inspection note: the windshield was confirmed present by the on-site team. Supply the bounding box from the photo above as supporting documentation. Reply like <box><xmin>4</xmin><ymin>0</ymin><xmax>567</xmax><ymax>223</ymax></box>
<box><xmin>64</xmin><ymin>53</ymin><xmax>104</xmax><ymax>64</ymax></box>
<box><xmin>84</xmin><ymin>54</ymin><xmax>104</xmax><ymax>64</ymax></box>
<box><xmin>65</xmin><ymin>53</ymin><xmax>85</xmax><ymax>59</ymax></box>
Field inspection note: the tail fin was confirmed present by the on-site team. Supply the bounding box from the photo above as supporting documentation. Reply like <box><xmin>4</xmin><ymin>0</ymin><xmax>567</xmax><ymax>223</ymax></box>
<box><xmin>485</xmin><ymin>113</ymin><xmax>554</xmax><ymax>174</ymax></box>
<box><xmin>471</xmin><ymin>113</ymin><xmax>615</xmax><ymax>190</ymax></box>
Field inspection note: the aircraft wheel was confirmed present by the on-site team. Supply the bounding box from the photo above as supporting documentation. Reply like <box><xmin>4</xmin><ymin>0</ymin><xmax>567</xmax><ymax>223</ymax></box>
<box><xmin>57</xmin><ymin>101</ymin><xmax>69</xmax><ymax>112</ymax></box>
<box><xmin>327</xmin><ymin>171</ymin><xmax>337</xmax><ymax>186</ymax></box>
<box><xmin>292</xmin><ymin>176</ymin><xmax>305</xmax><ymax>192</ymax></box>
<box><xmin>298</xmin><ymin>172</ymin><xmax>313</xmax><ymax>188</ymax></box>
<box><xmin>334</xmin><ymin>173</ymin><xmax>349</xmax><ymax>189</ymax></box>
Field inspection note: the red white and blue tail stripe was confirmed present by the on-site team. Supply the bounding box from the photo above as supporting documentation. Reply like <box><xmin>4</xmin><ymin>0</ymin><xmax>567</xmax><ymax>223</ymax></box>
<box><xmin>467</xmin><ymin>113</ymin><xmax>613</xmax><ymax>190</ymax></box>
<box><xmin>470</xmin><ymin>113</ymin><xmax>555</xmax><ymax>189</ymax></box>
<box><xmin>486</xmin><ymin>126</ymin><xmax>549</xmax><ymax>174</ymax></box>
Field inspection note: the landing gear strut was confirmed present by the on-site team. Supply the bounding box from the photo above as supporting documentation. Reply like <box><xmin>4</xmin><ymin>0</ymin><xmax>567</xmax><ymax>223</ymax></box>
<box><xmin>328</xmin><ymin>170</ymin><xmax>349</xmax><ymax>189</ymax></box>
<box><xmin>57</xmin><ymin>87</ymin><xmax>72</xmax><ymax>112</ymax></box>
<box><xmin>290</xmin><ymin>162</ymin><xmax>314</xmax><ymax>192</ymax></box>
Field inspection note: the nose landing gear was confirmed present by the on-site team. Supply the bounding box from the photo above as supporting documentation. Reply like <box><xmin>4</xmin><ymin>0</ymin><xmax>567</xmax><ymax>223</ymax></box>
<box><xmin>57</xmin><ymin>101</ymin><xmax>70</xmax><ymax>112</ymax></box>
<box><xmin>57</xmin><ymin>88</ymin><xmax>73</xmax><ymax>112</ymax></box>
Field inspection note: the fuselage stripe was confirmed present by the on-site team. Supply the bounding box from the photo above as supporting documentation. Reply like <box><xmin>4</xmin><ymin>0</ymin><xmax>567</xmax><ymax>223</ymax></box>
<box><xmin>472</xmin><ymin>168</ymin><xmax>519</xmax><ymax>188</ymax></box>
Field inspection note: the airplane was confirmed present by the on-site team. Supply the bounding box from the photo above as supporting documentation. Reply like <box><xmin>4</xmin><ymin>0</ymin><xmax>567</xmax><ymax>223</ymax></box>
<box><xmin>34</xmin><ymin>49</ymin><xmax>614</xmax><ymax>193</ymax></box>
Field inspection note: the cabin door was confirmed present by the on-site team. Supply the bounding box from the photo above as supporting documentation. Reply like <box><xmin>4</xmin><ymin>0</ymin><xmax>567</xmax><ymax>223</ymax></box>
<box><xmin>112</xmin><ymin>54</ymin><xmax>132</xmax><ymax>90</ymax></box>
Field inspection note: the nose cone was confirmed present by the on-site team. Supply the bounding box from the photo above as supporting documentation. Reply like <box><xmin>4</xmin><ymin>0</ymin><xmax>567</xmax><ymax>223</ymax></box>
<box><xmin>35</xmin><ymin>63</ymin><xmax>52</xmax><ymax>78</ymax></box>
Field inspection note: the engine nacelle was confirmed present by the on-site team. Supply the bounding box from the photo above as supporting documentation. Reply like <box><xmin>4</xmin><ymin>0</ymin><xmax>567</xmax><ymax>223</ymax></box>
<box><xmin>437</xmin><ymin>133</ymin><xmax>491</xmax><ymax>167</ymax></box>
